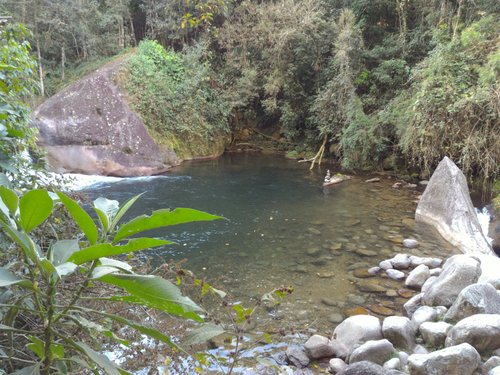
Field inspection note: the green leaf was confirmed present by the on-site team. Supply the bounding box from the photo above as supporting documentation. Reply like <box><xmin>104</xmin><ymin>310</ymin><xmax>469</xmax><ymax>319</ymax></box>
<box><xmin>68</xmin><ymin>238</ymin><xmax>172</xmax><ymax>265</ymax></box>
<box><xmin>93</xmin><ymin>197</ymin><xmax>119</xmax><ymax>233</ymax></box>
<box><xmin>0</xmin><ymin>267</ymin><xmax>33</xmax><ymax>289</ymax></box>
<box><xmin>73</xmin><ymin>342</ymin><xmax>125</xmax><ymax>375</ymax></box>
<box><xmin>110</xmin><ymin>193</ymin><xmax>143</xmax><ymax>232</ymax></box>
<box><xmin>27</xmin><ymin>335</ymin><xmax>45</xmax><ymax>359</ymax></box>
<box><xmin>55</xmin><ymin>262</ymin><xmax>78</xmax><ymax>277</ymax></box>
<box><xmin>98</xmin><ymin>258</ymin><xmax>132</xmax><ymax>272</ymax></box>
<box><xmin>56</xmin><ymin>191</ymin><xmax>98</xmax><ymax>245</ymax></box>
<box><xmin>0</xmin><ymin>224</ymin><xmax>41</xmax><ymax>264</ymax></box>
<box><xmin>51</xmin><ymin>239</ymin><xmax>80</xmax><ymax>266</ymax></box>
<box><xmin>39</xmin><ymin>258</ymin><xmax>57</xmax><ymax>279</ymax></box>
<box><xmin>0</xmin><ymin>185</ymin><xmax>18</xmax><ymax>216</ymax></box>
<box><xmin>114</xmin><ymin>208</ymin><xmax>222</xmax><ymax>242</ymax></box>
<box><xmin>232</xmin><ymin>305</ymin><xmax>253</xmax><ymax>323</ymax></box>
<box><xmin>183</xmin><ymin>323</ymin><xmax>225</xmax><ymax>346</ymax></box>
<box><xmin>0</xmin><ymin>173</ymin><xmax>11</xmax><ymax>188</ymax></box>
<box><xmin>10</xmin><ymin>364</ymin><xmax>41</xmax><ymax>375</ymax></box>
<box><xmin>99</xmin><ymin>274</ymin><xmax>203</xmax><ymax>321</ymax></box>
<box><xmin>91</xmin><ymin>265</ymin><xmax>121</xmax><ymax>279</ymax></box>
<box><xmin>19</xmin><ymin>190</ymin><xmax>53</xmax><ymax>233</ymax></box>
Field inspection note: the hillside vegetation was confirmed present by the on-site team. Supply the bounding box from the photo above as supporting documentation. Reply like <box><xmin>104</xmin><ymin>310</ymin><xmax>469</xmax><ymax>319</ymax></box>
<box><xmin>1</xmin><ymin>0</ymin><xmax>498</xmax><ymax>185</ymax></box>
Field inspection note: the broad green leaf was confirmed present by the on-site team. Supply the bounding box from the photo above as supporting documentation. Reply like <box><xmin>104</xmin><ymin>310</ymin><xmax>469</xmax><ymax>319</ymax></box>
<box><xmin>0</xmin><ymin>268</ymin><xmax>33</xmax><ymax>289</ymax></box>
<box><xmin>183</xmin><ymin>323</ymin><xmax>225</xmax><ymax>346</ymax></box>
<box><xmin>110</xmin><ymin>193</ymin><xmax>143</xmax><ymax>232</ymax></box>
<box><xmin>0</xmin><ymin>173</ymin><xmax>11</xmax><ymax>188</ymax></box>
<box><xmin>91</xmin><ymin>265</ymin><xmax>121</xmax><ymax>279</ymax></box>
<box><xmin>27</xmin><ymin>335</ymin><xmax>45</xmax><ymax>359</ymax></box>
<box><xmin>56</xmin><ymin>191</ymin><xmax>98</xmax><ymax>245</ymax></box>
<box><xmin>232</xmin><ymin>305</ymin><xmax>253</xmax><ymax>323</ymax></box>
<box><xmin>68</xmin><ymin>237</ymin><xmax>172</xmax><ymax>265</ymax></box>
<box><xmin>39</xmin><ymin>258</ymin><xmax>57</xmax><ymax>279</ymax></box>
<box><xmin>99</xmin><ymin>258</ymin><xmax>132</xmax><ymax>272</ymax></box>
<box><xmin>114</xmin><ymin>208</ymin><xmax>222</xmax><ymax>242</ymax></box>
<box><xmin>55</xmin><ymin>262</ymin><xmax>78</xmax><ymax>277</ymax></box>
<box><xmin>73</xmin><ymin>342</ymin><xmax>124</xmax><ymax>375</ymax></box>
<box><xmin>0</xmin><ymin>224</ymin><xmax>41</xmax><ymax>263</ymax></box>
<box><xmin>19</xmin><ymin>190</ymin><xmax>53</xmax><ymax>233</ymax></box>
<box><xmin>99</xmin><ymin>274</ymin><xmax>203</xmax><ymax>321</ymax></box>
<box><xmin>10</xmin><ymin>364</ymin><xmax>41</xmax><ymax>375</ymax></box>
<box><xmin>51</xmin><ymin>239</ymin><xmax>80</xmax><ymax>265</ymax></box>
<box><xmin>93</xmin><ymin>197</ymin><xmax>119</xmax><ymax>233</ymax></box>
<box><xmin>0</xmin><ymin>186</ymin><xmax>18</xmax><ymax>216</ymax></box>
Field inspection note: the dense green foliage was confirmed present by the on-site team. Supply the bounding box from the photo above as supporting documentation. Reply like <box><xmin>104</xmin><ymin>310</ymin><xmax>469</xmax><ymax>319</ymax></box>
<box><xmin>124</xmin><ymin>40</ymin><xmax>230</xmax><ymax>158</ymax></box>
<box><xmin>0</xmin><ymin>185</ymin><xmax>222</xmax><ymax>373</ymax></box>
<box><xmin>1</xmin><ymin>0</ymin><xmax>498</xmax><ymax>182</ymax></box>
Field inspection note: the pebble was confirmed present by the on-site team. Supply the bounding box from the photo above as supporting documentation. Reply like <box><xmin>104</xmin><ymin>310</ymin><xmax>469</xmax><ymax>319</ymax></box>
<box><xmin>355</xmin><ymin>249</ymin><xmax>378</xmax><ymax>257</ymax></box>
<box><xmin>328</xmin><ymin>313</ymin><xmax>344</xmax><ymax>324</ymax></box>
<box><xmin>306</xmin><ymin>247</ymin><xmax>321</xmax><ymax>256</ymax></box>
<box><xmin>321</xmin><ymin>297</ymin><xmax>337</xmax><ymax>307</ymax></box>
<box><xmin>358</xmin><ymin>281</ymin><xmax>387</xmax><ymax>293</ymax></box>
<box><xmin>403</xmin><ymin>238</ymin><xmax>419</xmax><ymax>248</ymax></box>
<box><xmin>331</xmin><ymin>243</ymin><xmax>343</xmax><ymax>251</ymax></box>
<box><xmin>347</xmin><ymin>294</ymin><xmax>366</xmax><ymax>305</ymax></box>
<box><xmin>386</xmin><ymin>290</ymin><xmax>398</xmax><ymax>297</ymax></box>
<box><xmin>368</xmin><ymin>266</ymin><xmax>381</xmax><ymax>275</ymax></box>
<box><xmin>307</xmin><ymin>227</ymin><xmax>321</xmax><ymax>235</ymax></box>
<box><xmin>367</xmin><ymin>304</ymin><xmax>395</xmax><ymax>316</ymax></box>
<box><xmin>344</xmin><ymin>306</ymin><xmax>370</xmax><ymax>316</ymax></box>
<box><xmin>386</xmin><ymin>269</ymin><xmax>406</xmax><ymax>280</ymax></box>
<box><xmin>365</xmin><ymin>177</ymin><xmax>381</xmax><ymax>183</ymax></box>
<box><xmin>346</xmin><ymin>219</ymin><xmax>361</xmax><ymax>227</ymax></box>
<box><xmin>398</xmin><ymin>289</ymin><xmax>415</xmax><ymax>298</ymax></box>
<box><xmin>354</xmin><ymin>269</ymin><xmax>374</xmax><ymax>278</ymax></box>
<box><xmin>379</xmin><ymin>260</ymin><xmax>393</xmax><ymax>270</ymax></box>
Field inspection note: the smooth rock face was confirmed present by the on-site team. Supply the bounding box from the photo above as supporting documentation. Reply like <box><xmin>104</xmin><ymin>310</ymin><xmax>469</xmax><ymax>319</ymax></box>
<box><xmin>33</xmin><ymin>58</ymin><xmax>180</xmax><ymax>176</ymax></box>
<box><xmin>445</xmin><ymin>283</ymin><xmax>500</xmax><ymax>322</ymax></box>
<box><xmin>384</xmin><ymin>358</ymin><xmax>401</xmax><ymax>370</ymax></box>
<box><xmin>304</xmin><ymin>334</ymin><xmax>335</xmax><ymax>359</ymax></box>
<box><xmin>445</xmin><ymin>314</ymin><xmax>500</xmax><ymax>353</ymax></box>
<box><xmin>329</xmin><ymin>358</ymin><xmax>347</xmax><ymax>374</ymax></box>
<box><xmin>337</xmin><ymin>361</ymin><xmax>385</xmax><ymax>375</ymax></box>
<box><xmin>421</xmin><ymin>276</ymin><xmax>437</xmax><ymax>293</ymax></box>
<box><xmin>408</xmin><ymin>343</ymin><xmax>480</xmax><ymax>375</ymax></box>
<box><xmin>349</xmin><ymin>339</ymin><xmax>394</xmax><ymax>365</ymax></box>
<box><xmin>382</xmin><ymin>316</ymin><xmax>415</xmax><ymax>350</ymax></box>
<box><xmin>404</xmin><ymin>293</ymin><xmax>423</xmax><ymax>317</ymax></box>
<box><xmin>411</xmin><ymin>306</ymin><xmax>438</xmax><ymax>329</ymax></box>
<box><xmin>422</xmin><ymin>255</ymin><xmax>481</xmax><ymax>307</ymax></box>
<box><xmin>415</xmin><ymin>156</ymin><xmax>493</xmax><ymax>255</ymax></box>
<box><xmin>391</xmin><ymin>253</ymin><xmax>411</xmax><ymax>269</ymax></box>
<box><xmin>332</xmin><ymin>315</ymin><xmax>382</xmax><ymax>353</ymax></box>
<box><xmin>419</xmin><ymin>321</ymin><xmax>453</xmax><ymax>348</ymax></box>
<box><xmin>405</xmin><ymin>264</ymin><xmax>430</xmax><ymax>289</ymax></box>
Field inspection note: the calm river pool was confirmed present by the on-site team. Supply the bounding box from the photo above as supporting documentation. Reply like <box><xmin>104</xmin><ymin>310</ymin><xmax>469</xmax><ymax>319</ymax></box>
<box><xmin>79</xmin><ymin>153</ymin><xmax>459</xmax><ymax>360</ymax></box>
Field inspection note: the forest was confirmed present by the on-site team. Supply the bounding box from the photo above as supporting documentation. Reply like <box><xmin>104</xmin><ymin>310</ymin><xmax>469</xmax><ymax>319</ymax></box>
<box><xmin>1</xmin><ymin>0</ymin><xmax>499</xmax><ymax>186</ymax></box>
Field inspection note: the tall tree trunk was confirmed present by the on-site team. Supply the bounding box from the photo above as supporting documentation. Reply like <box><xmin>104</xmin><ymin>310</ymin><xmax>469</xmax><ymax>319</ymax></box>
<box><xmin>396</xmin><ymin>0</ymin><xmax>408</xmax><ymax>54</ymax></box>
<box><xmin>61</xmin><ymin>46</ymin><xmax>65</xmax><ymax>80</ymax></box>
<box><xmin>452</xmin><ymin>0</ymin><xmax>464</xmax><ymax>40</ymax></box>
<box><xmin>118</xmin><ymin>17</ymin><xmax>125</xmax><ymax>49</ymax></box>
<box><xmin>129</xmin><ymin>16</ymin><xmax>137</xmax><ymax>46</ymax></box>
<box><xmin>36</xmin><ymin>38</ymin><xmax>45</xmax><ymax>96</ymax></box>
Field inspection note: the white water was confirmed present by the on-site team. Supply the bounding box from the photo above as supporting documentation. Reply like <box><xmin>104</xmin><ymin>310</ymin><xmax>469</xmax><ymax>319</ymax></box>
<box><xmin>476</xmin><ymin>206</ymin><xmax>493</xmax><ymax>244</ymax></box>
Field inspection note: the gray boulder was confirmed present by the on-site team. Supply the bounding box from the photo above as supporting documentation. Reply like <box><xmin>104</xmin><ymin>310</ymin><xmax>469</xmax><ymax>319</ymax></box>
<box><xmin>415</xmin><ymin>156</ymin><xmax>493</xmax><ymax>255</ymax></box>
<box><xmin>408</xmin><ymin>343</ymin><xmax>480</xmax><ymax>375</ymax></box>
<box><xmin>422</xmin><ymin>255</ymin><xmax>481</xmax><ymax>307</ymax></box>
<box><xmin>445</xmin><ymin>314</ymin><xmax>500</xmax><ymax>353</ymax></box>
<box><xmin>445</xmin><ymin>283</ymin><xmax>500</xmax><ymax>322</ymax></box>
<box><xmin>490</xmin><ymin>366</ymin><xmax>500</xmax><ymax>375</ymax></box>
<box><xmin>404</xmin><ymin>293</ymin><xmax>424</xmax><ymax>317</ymax></box>
<box><xmin>483</xmin><ymin>357</ymin><xmax>500</xmax><ymax>374</ymax></box>
<box><xmin>390</xmin><ymin>253</ymin><xmax>411</xmax><ymax>269</ymax></box>
<box><xmin>329</xmin><ymin>358</ymin><xmax>347</xmax><ymax>374</ymax></box>
<box><xmin>337</xmin><ymin>361</ymin><xmax>385</xmax><ymax>375</ymax></box>
<box><xmin>304</xmin><ymin>334</ymin><xmax>335</xmax><ymax>359</ymax></box>
<box><xmin>286</xmin><ymin>346</ymin><xmax>310</xmax><ymax>368</ymax></box>
<box><xmin>332</xmin><ymin>315</ymin><xmax>382</xmax><ymax>353</ymax></box>
<box><xmin>405</xmin><ymin>264</ymin><xmax>431</xmax><ymax>290</ymax></box>
<box><xmin>349</xmin><ymin>339</ymin><xmax>394</xmax><ymax>365</ymax></box>
<box><xmin>421</xmin><ymin>276</ymin><xmax>437</xmax><ymax>293</ymax></box>
<box><xmin>410</xmin><ymin>256</ymin><xmax>442</xmax><ymax>268</ymax></box>
<box><xmin>419</xmin><ymin>321</ymin><xmax>453</xmax><ymax>348</ymax></box>
<box><xmin>382</xmin><ymin>316</ymin><xmax>415</xmax><ymax>350</ymax></box>
<box><xmin>411</xmin><ymin>306</ymin><xmax>438</xmax><ymax>329</ymax></box>
<box><xmin>386</xmin><ymin>269</ymin><xmax>406</xmax><ymax>281</ymax></box>
<box><xmin>384</xmin><ymin>358</ymin><xmax>401</xmax><ymax>370</ymax></box>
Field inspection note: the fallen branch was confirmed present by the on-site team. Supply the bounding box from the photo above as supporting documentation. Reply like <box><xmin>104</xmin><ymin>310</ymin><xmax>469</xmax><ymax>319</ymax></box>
<box><xmin>309</xmin><ymin>135</ymin><xmax>328</xmax><ymax>170</ymax></box>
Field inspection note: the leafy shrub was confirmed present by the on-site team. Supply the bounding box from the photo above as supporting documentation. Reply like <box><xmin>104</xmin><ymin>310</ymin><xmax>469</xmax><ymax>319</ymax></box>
<box><xmin>124</xmin><ymin>40</ymin><xmax>230</xmax><ymax>158</ymax></box>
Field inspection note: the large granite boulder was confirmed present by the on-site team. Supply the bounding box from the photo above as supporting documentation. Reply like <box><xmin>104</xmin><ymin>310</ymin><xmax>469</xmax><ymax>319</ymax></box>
<box><xmin>445</xmin><ymin>314</ymin><xmax>500</xmax><ymax>353</ymax></box>
<box><xmin>415</xmin><ymin>157</ymin><xmax>494</xmax><ymax>255</ymax></box>
<box><xmin>422</xmin><ymin>255</ymin><xmax>481</xmax><ymax>307</ymax></box>
<box><xmin>332</xmin><ymin>315</ymin><xmax>383</xmax><ymax>353</ymax></box>
<box><xmin>382</xmin><ymin>316</ymin><xmax>415</xmax><ymax>350</ymax></box>
<box><xmin>408</xmin><ymin>343</ymin><xmax>480</xmax><ymax>375</ymax></box>
<box><xmin>349</xmin><ymin>339</ymin><xmax>395</xmax><ymax>365</ymax></box>
<box><xmin>444</xmin><ymin>283</ymin><xmax>500</xmax><ymax>322</ymax></box>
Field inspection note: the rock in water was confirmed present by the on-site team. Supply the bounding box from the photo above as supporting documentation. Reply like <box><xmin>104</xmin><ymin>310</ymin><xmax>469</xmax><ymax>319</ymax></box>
<box><xmin>415</xmin><ymin>157</ymin><xmax>493</xmax><ymax>255</ymax></box>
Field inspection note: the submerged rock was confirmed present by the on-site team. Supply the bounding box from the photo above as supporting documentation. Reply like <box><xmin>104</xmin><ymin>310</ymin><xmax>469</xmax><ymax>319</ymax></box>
<box><xmin>415</xmin><ymin>156</ymin><xmax>493</xmax><ymax>255</ymax></box>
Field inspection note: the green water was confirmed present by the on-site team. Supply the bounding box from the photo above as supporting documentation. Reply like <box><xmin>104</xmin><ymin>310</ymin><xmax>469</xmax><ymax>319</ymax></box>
<box><xmin>84</xmin><ymin>153</ymin><xmax>457</xmax><ymax>334</ymax></box>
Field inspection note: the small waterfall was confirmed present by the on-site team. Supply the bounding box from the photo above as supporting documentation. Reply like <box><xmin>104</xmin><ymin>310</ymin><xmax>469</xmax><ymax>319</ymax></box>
<box><xmin>476</xmin><ymin>206</ymin><xmax>493</xmax><ymax>244</ymax></box>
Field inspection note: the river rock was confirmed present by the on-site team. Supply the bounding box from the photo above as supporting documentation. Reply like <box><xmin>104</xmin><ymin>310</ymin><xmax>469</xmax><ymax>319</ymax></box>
<box><xmin>408</xmin><ymin>343</ymin><xmax>480</xmax><ymax>375</ymax></box>
<box><xmin>367</xmin><ymin>304</ymin><xmax>394</xmax><ymax>316</ymax></box>
<box><xmin>386</xmin><ymin>269</ymin><xmax>405</xmax><ymax>281</ymax></box>
<box><xmin>382</xmin><ymin>316</ymin><xmax>415</xmax><ymax>350</ymax></box>
<box><xmin>476</xmin><ymin>254</ymin><xmax>500</xmax><ymax>288</ymax></box>
<box><xmin>368</xmin><ymin>266</ymin><xmax>381</xmax><ymax>275</ymax></box>
<box><xmin>483</xmin><ymin>357</ymin><xmax>500</xmax><ymax>373</ymax></box>
<box><xmin>384</xmin><ymin>358</ymin><xmax>401</xmax><ymax>370</ymax></box>
<box><xmin>332</xmin><ymin>315</ymin><xmax>382</xmax><ymax>353</ymax></box>
<box><xmin>421</xmin><ymin>276</ymin><xmax>437</xmax><ymax>293</ymax></box>
<box><xmin>411</xmin><ymin>306</ymin><xmax>438</xmax><ymax>329</ymax></box>
<box><xmin>390</xmin><ymin>253</ymin><xmax>411</xmax><ymax>269</ymax></box>
<box><xmin>413</xmin><ymin>345</ymin><xmax>429</xmax><ymax>354</ymax></box>
<box><xmin>419</xmin><ymin>321</ymin><xmax>453</xmax><ymax>348</ymax></box>
<box><xmin>445</xmin><ymin>314</ymin><xmax>500</xmax><ymax>353</ymax></box>
<box><xmin>33</xmin><ymin>58</ymin><xmax>184</xmax><ymax>176</ymax></box>
<box><xmin>422</xmin><ymin>255</ymin><xmax>481</xmax><ymax>307</ymax></box>
<box><xmin>489</xmin><ymin>366</ymin><xmax>500</xmax><ymax>375</ymax></box>
<box><xmin>357</xmin><ymin>281</ymin><xmax>386</xmax><ymax>293</ymax></box>
<box><xmin>404</xmin><ymin>293</ymin><xmax>423</xmax><ymax>317</ymax></box>
<box><xmin>354</xmin><ymin>269</ymin><xmax>374</xmax><ymax>278</ymax></box>
<box><xmin>356</xmin><ymin>249</ymin><xmax>377</xmax><ymax>257</ymax></box>
<box><xmin>328</xmin><ymin>313</ymin><xmax>345</xmax><ymax>324</ymax></box>
<box><xmin>329</xmin><ymin>358</ymin><xmax>347</xmax><ymax>374</ymax></box>
<box><xmin>379</xmin><ymin>260</ymin><xmax>393</xmax><ymax>270</ymax></box>
<box><xmin>429</xmin><ymin>268</ymin><xmax>442</xmax><ymax>276</ymax></box>
<box><xmin>337</xmin><ymin>361</ymin><xmax>385</xmax><ymax>375</ymax></box>
<box><xmin>444</xmin><ymin>283</ymin><xmax>500</xmax><ymax>322</ymax></box>
<box><xmin>304</xmin><ymin>335</ymin><xmax>335</xmax><ymax>359</ymax></box>
<box><xmin>415</xmin><ymin>156</ymin><xmax>494</xmax><ymax>255</ymax></box>
<box><xmin>349</xmin><ymin>339</ymin><xmax>394</xmax><ymax>365</ymax></box>
<box><xmin>405</xmin><ymin>264</ymin><xmax>430</xmax><ymax>290</ymax></box>
<box><xmin>403</xmin><ymin>239</ymin><xmax>419</xmax><ymax>249</ymax></box>
<box><xmin>409</xmin><ymin>256</ymin><xmax>442</xmax><ymax>268</ymax></box>
<box><xmin>307</xmin><ymin>227</ymin><xmax>321</xmax><ymax>235</ymax></box>
<box><xmin>286</xmin><ymin>346</ymin><xmax>310</xmax><ymax>368</ymax></box>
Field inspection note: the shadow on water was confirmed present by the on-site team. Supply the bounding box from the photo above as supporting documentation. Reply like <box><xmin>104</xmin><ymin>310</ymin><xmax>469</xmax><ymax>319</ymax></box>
<box><xmin>80</xmin><ymin>153</ymin><xmax>458</xmax><ymax>368</ymax></box>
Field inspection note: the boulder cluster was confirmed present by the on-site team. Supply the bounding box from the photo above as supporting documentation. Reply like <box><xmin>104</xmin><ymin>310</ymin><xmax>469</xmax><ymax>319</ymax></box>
<box><xmin>286</xmin><ymin>253</ymin><xmax>500</xmax><ymax>375</ymax></box>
